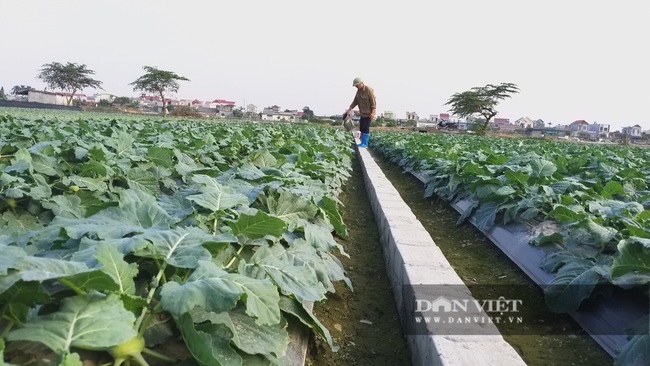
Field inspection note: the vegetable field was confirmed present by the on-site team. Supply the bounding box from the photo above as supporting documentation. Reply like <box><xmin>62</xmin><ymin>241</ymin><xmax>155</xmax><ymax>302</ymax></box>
<box><xmin>0</xmin><ymin>108</ymin><xmax>353</xmax><ymax>365</ymax></box>
<box><xmin>371</xmin><ymin>131</ymin><xmax>650</xmax><ymax>365</ymax></box>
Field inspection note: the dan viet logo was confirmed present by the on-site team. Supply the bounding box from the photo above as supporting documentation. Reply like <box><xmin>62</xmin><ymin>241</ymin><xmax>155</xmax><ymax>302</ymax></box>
<box><xmin>414</xmin><ymin>296</ymin><xmax>524</xmax><ymax>326</ymax></box>
<box><xmin>417</xmin><ymin>296</ymin><xmax>523</xmax><ymax>315</ymax></box>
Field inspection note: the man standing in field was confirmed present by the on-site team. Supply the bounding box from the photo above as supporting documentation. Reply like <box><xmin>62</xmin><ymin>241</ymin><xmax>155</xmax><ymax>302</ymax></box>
<box><xmin>345</xmin><ymin>77</ymin><xmax>376</xmax><ymax>148</ymax></box>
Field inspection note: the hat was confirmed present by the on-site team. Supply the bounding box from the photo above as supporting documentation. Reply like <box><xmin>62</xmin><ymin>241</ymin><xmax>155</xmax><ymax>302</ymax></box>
<box><xmin>352</xmin><ymin>77</ymin><xmax>364</xmax><ymax>86</ymax></box>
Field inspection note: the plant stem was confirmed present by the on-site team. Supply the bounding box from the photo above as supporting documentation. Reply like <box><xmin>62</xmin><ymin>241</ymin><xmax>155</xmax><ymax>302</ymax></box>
<box><xmin>135</xmin><ymin>262</ymin><xmax>167</xmax><ymax>332</ymax></box>
<box><xmin>0</xmin><ymin>320</ymin><xmax>15</xmax><ymax>337</ymax></box>
<box><xmin>224</xmin><ymin>244</ymin><xmax>244</xmax><ymax>269</ymax></box>
<box><xmin>137</xmin><ymin>303</ymin><xmax>162</xmax><ymax>338</ymax></box>
<box><xmin>59</xmin><ymin>278</ymin><xmax>85</xmax><ymax>295</ymax></box>
<box><xmin>142</xmin><ymin>348</ymin><xmax>177</xmax><ymax>363</ymax></box>
<box><xmin>0</xmin><ymin>155</ymin><xmax>14</xmax><ymax>159</ymax></box>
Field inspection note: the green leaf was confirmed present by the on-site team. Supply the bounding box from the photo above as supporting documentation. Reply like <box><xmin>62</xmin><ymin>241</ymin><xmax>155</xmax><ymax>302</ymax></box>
<box><xmin>191</xmin><ymin>308</ymin><xmax>289</xmax><ymax>357</ymax></box>
<box><xmin>304</xmin><ymin>223</ymin><xmax>347</xmax><ymax>255</ymax></box>
<box><xmin>237</xmin><ymin>162</ymin><xmax>266</xmax><ymax>181</ymax></box>
<box><xmin>287</xmin><ymin>239</ymin><xmax>351</xmax><ymax>292</ymax></box>
<box><xmin>611</xmin><ymin>238</ymin><xmax>650</xmax><ymax>287</ymax></box>
<box><xmin>227</xmin><ymin>210</ymin><xmax>287</xmax><ymax>239</ymax></box>
<box><xmin>7</xmin><ymin>293</ymin><xmax>137</xmax><ymax>353</ymax></box>
<box><xmin>548</xmin><ymin>205</ymin><xmax>586</xmax><ymax>224</ymax></box>
<box><xmin>60</xmin><ymin>352</ymin><xmax>83</xmax><ymax>366</ymax></box>
<box><xmin>539</xmin><ymin>250</ymin><xmax>582</xmax><ymax>272</ymax></box>
<box><xmin>78</xmin><ymin>161</ymin><xmax>110</xmax><ymax>178</ymax></box>
<box><xmin>473</xmin><ymin>201</ymin><xmax>498</xmax><ymax>230</ymax></box>
<box><xmin>31</xmin><ymin>154</ymin><xmax>59</xmax><ymax>176</ymax></box>
<box><xmin>61</xmin><ymin>269</ymin><xmax>120</xmax><ymax>293</ymax></box>
<box><xmin>239</xmin><ymin>245</ymin><xmax>327</xmax><ymax>303</ymax></box>
<box><xmin>544</xmin><ymin>259</ymin><xmax>601</xmax><ymax>313</ymax></box>
<box><xmin>266</xmin><ymin>190</ymin><xmax>318</xmax><ymax>231</ymax></box>
<box><xmin>532</xmin><ymin>232</ymin><xmax>565</xmax><ymax>248</ymax></box>
<box><xmin>187</xmin><ymin>175</ymin><xmax>249</xmax><ymax>212</ymax></box>
<box><xmin>0</xmin><ymin>245</ymin><xmax>92</xmax><ymax>293</ymax></box>
<box><xmin>42</xmin><ymin>195</ymin><xmax>86</xmax><ymax>219</ymax></box>
<box><xmin>160</xmin><ymin>260</ymin><xmax>280</xmax><ymax>325</ymax></box>
<box><xmin>494</xmin><ymin>186</ymin><xmax>516</xmax><ymax>196</ymax></box>
<box><xmin>318</xmin><ymin>196</ymin><xmax>347</xmax><ymax>238</ymax></box>
<box><xmin>278</xmin><ymin>296</ymin><xmax>337</xmax><ymax>351</ymax></box>
<box><xmin>615</xmin><ymin>334</ymin><xmax>650</xmax><ymax>366</ymax></box>
<box><xmin>65</xmin><ymin>175</ymin><xmax>107</xmax><ymax>192</ymax></box>
<box><xmin>29</xmin><ymin>174</ymin><xmax>53</xmax><ymax>200</ymax></box>
<box><xmin>250</xmin><ymin>150</ymin><xmax>278</xmax><ymax>168</ymax></box>
<box><xmin>49</xmin><ymin>188</ymin><xmax>176</xmax><ymax>241</ymax></box>
<box><xmin>529</xmin><ymin>159</ymin><xmax>556</xmax><ymax>178</ymax></box>
<box><xmin>147</xmin><ymin>146</ymin><xmax>174</xmax><ymax>168</ymax></box>
<box><xmin>126</xmin><ymin>167</ymin><xmax>160</xmax><ymax>195</ymax></box>
<box><xmin>95</xmin><ymin>242</ymin><xmax>138</xmax><ymax>294</ymax></box>
<box><xmin>462</xmin><ymin>162</ymin><xmax>489</xmax><ymax>176</ymax></box>
<box><xmin>177</xmin><ymin>312</ymin><xmax>242</xmax><ymax>366</ymax></box>
<box><xmin>0</xmin><ymin>281</ymin><xmax>50</xmax><ymax>323</ymax></box>
<box><xmin>138</xmin><ymin>227</ymin><xmax>236</xmax><ymax>268</ymax></box>
<box><xmin>1</xmin><ymin>211</ymin><xmax>41</xmax><ymax>234</ymax></box>
<box><xmin>602</xmin><ymin>180</ymin><xmax>625</xmax><ymax>199</ymax></box>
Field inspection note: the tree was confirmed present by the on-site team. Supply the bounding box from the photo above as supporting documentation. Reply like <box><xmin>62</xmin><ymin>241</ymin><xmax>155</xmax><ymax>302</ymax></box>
<box><xmin>0</xmin><ymin>87</ymin><xmax>6</xmax><ymax>100</ymax></box>
<box><xmin>11</xmin><ymin>85</ymin><xmax>33</xmax><ymax>95</ymax></box>
<box><xmin>302</xmin><ymin>106</ymin><xmax>315</xmax><ymax>120</ymax></box>
<box><xmin>37</xmin><ymin>62</ymin><xmax>103</xmax><ymax>106</ymax></box>
<box><xmin>444</xmin><ymin>83</ymin><xmax>519</xmax><ymax>133</ymax></box>
<box><xmin>232</xmin><ymin>107</ymin><xmax>244</xmax><ymax>118</ymax></box>
<box><xmin>130</xmin><ymin>66</ymin><xmax>189</xmax><ymax>116</ymax></box>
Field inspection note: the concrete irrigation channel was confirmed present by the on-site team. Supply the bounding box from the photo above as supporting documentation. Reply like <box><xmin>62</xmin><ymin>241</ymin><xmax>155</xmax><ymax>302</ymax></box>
<box><xmin>348</xmin><ymin>140</ymin><xmax>628</xmax><ymax>366</ymax></box>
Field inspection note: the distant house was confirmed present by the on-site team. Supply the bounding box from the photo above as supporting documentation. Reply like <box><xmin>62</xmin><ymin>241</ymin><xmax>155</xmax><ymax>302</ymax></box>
<box><xmin>587</xmin><ymin>122</ymin><xmax>611</xmax><ymax>138</ymax></box>
<box><xmin>622</xmin><ymin>124</ymin><xmax>643</xmax><ymax>138</ymax></box>
<box><xmin>210</xmin><ymin>99</ymin><xmax>236</xmax><ymax>117</ymax></box>
<box><xmin>569</xmin><ymin>120</ymin><xmax>589</xmax><ymax>136</ymax></box>
<box><xmin>173</xmin><ymin>99</ymin><xmax>194</xmax><ymax>107</ymax></box>
<box><xmin>533</xmin><ymin>119</ymin><xmax>546</xmax><ymax>128</ymax></box>
<box><xmin>406</xmin><ymin>111</ymin><xmax>419</xmax><ymax>120</ymax></box>
<box><xmin>515</xmin><ymin>117</ymin><xmax>534</xmax><ymax>129</ymax></box>
<box><xmin>246</xmin><ymin>104</ymin><xmax>257</xmax><ymax>114</ymax></box>
<box><xmin>94</xmin><ymin>93</ymin><xmax>116</xmax><ymax>103</ymax></box>
<box><xmin>27</xmin><ymin>90</ymin><xmax>85</xmax><ymax>106</ymax></box>
<box><xmin>384</xmin><ymin>111</ymin><xmax>396</xmax><ymax>120</ymax></box>
<box><xmin>439</xmin><ymin>113</ymin><xmax>450</xmax><ymax>121</ymax></box>
<box><xmin>138</xmin><ymin>95</ymin><xmax>171</xmax><ymax>110</ymax></box>
<box><xmin>261</xmin><ymin>111</ymin><xmax>298</xmax><ymax>122</ymax></box>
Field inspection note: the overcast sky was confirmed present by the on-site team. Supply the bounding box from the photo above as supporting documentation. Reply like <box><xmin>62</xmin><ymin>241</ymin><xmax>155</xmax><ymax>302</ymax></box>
<box><xmin>2</xmin><ymin>0</ymin><xmax>648</xmax><ymax>130</ymax></box>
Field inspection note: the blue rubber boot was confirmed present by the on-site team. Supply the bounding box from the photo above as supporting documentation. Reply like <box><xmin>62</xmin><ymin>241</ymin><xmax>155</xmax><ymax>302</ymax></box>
<box><xmin>357</xmin><ymin>133</ymin><xmax>369</xmax><ymax>148</ymax></box>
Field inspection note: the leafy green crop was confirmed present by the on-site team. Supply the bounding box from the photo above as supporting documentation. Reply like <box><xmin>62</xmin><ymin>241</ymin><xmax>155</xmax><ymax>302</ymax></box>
<box><xmin>371</xmin><ymin>131</ymin><xmax>650</xmax><ymax>365</ymax></box>
<box><xmin>0</xmin><ymin>108</ymin><xmax>353</xmax><ymax>365</ymax></box>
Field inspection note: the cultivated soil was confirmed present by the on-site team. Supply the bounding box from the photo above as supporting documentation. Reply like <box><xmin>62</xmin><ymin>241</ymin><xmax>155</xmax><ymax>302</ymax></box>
<box><xmin>307</xmin><ymin>153</ymin><xmax>412</xmax><ymax>366</ymax></box>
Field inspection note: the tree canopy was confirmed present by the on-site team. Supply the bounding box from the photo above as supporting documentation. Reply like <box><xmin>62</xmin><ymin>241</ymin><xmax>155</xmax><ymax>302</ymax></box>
<box><xmin>444</xmin><ymin>83</ymin><xmax>519</xmax><ymax>133</ymax></box>
<box><xmin>302</xmin><ymin>106</ymin><xmax>315</xmax><ymax>120</ymax></box>
<box><xmin>129</xmin><ymin>66</ymin><xmax>189</xmax><ymax>116</ymax></box>
<box><xmin>37</xmin><ymin>62</ymin><xmax>103</xmax><ymax>106</ymax></box>
<box><xmin>11</xmin><ymin>85</ymin><xmax>32</xmax><ymax>95</ymax></box>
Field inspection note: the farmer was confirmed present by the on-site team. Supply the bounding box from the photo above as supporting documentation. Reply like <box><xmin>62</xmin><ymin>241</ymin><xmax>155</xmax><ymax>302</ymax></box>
<box><xmin>345</xmin><ymin>77</ymin><xmax>376</xmax><ymax>148</ymax></box>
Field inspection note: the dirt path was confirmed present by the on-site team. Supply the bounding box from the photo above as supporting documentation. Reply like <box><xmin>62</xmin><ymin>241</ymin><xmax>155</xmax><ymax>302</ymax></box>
<box><xmin>307</xmin><ymin>153</ymin><xmax>412</xmax><ymax>366</ymax></box>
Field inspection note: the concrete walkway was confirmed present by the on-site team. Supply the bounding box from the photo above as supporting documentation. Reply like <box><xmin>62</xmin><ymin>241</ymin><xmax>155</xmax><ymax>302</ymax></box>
<box><xmin>356</xmin><ymin>144</ymin><xmax>527</xmax><ymax>366</ymax></box>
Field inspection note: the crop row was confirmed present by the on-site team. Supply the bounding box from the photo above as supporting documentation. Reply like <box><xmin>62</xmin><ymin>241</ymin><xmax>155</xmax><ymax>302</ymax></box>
<box><xmin>371</xmin><ymin>131</ymin><xmax>650</xmax><ymax>364</ymax></box>
<box><xmin>0</xmin><ymin>110</ymin><xmax>353</xmax><ymax>366</ymax></box>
